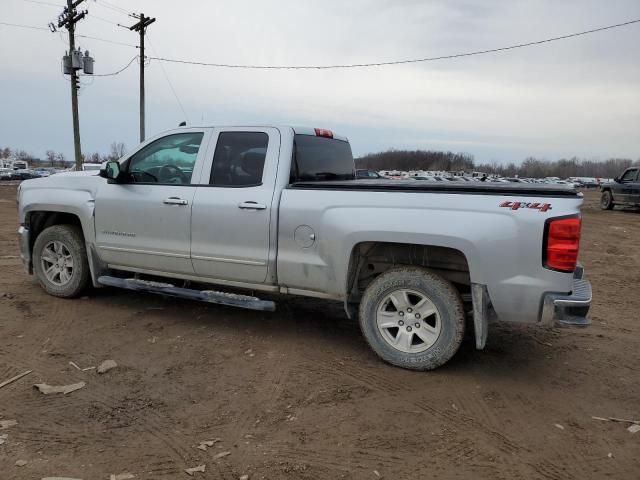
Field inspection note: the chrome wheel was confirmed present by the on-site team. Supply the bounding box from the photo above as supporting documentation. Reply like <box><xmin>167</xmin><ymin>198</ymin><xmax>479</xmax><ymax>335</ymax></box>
<box><xmin>40</xmin><ymin>240</ymin><xmax>74</xmax><ymax>286</ymax></box>
<box><xmin>376</xmin><ymin>288</ymin><xmax>442</xmax><ymax>353</ymax></box>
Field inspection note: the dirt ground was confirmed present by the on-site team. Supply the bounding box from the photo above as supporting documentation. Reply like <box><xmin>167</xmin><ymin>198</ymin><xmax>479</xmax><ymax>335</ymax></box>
<box><xmin>0</xmin><ymin>185</ymin><xmax>638</xmax><ymax>480</ymax></box>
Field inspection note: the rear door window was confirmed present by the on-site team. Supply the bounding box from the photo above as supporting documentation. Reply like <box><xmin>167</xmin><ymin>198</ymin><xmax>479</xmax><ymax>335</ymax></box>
<box><xmin>210</xmin><ymin>132</ymin><xmax>268</xmax><ymax>186</ymax></box>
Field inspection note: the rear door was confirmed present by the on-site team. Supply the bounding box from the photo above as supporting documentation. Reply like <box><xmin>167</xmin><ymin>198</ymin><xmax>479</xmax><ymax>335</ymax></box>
<box><xmin>190</xmin><ymin>127</ymin><xmax>281</xmax><ymax>283</ymax></box>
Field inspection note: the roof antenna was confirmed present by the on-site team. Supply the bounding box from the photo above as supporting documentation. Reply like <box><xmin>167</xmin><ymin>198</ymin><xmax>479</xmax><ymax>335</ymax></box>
<box><xmin>178</xmin><ymin>121</ymin><xmax>186</xmax><ymax>127</ymax></box>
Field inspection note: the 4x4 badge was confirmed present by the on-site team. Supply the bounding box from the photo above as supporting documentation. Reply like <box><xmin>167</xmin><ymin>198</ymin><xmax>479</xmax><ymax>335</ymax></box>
<box><xmin>499</xmin><ymin>201</ymin><xmax>552</xmax><ymax>212</ymax></box>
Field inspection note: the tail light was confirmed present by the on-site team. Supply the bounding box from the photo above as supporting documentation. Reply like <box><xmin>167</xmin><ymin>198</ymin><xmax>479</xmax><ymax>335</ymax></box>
<box><xmin>314</xmin><ymin>128</ymin><xmax>333</xmax><ymax>138</ymax></box>
<box><xmin>544</xmin><ymin>216</ymin><xmax>581</xmax><ymax>272</ymax></box>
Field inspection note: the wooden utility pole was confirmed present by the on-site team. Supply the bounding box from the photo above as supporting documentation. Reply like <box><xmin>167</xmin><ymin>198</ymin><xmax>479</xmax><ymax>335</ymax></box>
<box><xmin>58</xmin><ymin>0</ymin><xmax>87</xmax><ymax>171</ymax></box>
<box><xmin>129</xmin><ymin>13</ymin><xmax>156</xmax><ymax>143</ymax></box>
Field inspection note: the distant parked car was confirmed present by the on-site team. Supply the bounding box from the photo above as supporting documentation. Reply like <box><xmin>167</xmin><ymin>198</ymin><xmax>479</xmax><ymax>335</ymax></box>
<box><xmin>600</xmin><ymin>167</ymin><xmax>640</xmax><ymax>210</ymax></box>
<box><xmin>82</xmin><ymin>163</ymin><xmax>103</xmax><ymax>172</ymax></box>
<box><xmin>15</xmin><ymin>170</ymin><xmax>40</xmax><ymax>180</ymax></box>
<box><xmin>0</xmin><ymin>168</ymin><xmax>13</xmax><ymax>180</ymax></box>
<box><xmin>356</xmin><ymin>169</ymin><xmax>383</xmax><ymax>179</ymax></box>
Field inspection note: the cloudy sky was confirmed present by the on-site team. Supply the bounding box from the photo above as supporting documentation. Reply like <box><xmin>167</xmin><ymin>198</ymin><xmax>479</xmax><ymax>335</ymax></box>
<box><xmin>1</xmin><ymin>0</ymin><xmax>639</xmax><ymax>162</ymax></box>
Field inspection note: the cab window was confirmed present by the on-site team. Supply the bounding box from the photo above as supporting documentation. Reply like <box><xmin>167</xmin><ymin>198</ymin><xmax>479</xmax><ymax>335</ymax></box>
<box><xmin>128</xmin><ymin>133</ymin><xmax>204</xmax><ymax>184</ymax></box>
<box><xmin>210</xmin><ymin>132</ymin><xmax>268</xmax><ymax>186</ymax></box>
<box><xmin>620</xmin><ymin>169</ymin><xmax>638</xmax><ymax>183</ymax></box>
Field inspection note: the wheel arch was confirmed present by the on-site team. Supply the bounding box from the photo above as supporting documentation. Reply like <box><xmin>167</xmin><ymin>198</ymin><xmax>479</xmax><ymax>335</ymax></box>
<box><xmin>24</xmin><ymin>209</ymin><xmax>104</xmax><ymax>286</ymax></box>
<box><xmin>344</xmin><ymin>241</ymin><xmax>471</xmax><ymax>317</ymax></box>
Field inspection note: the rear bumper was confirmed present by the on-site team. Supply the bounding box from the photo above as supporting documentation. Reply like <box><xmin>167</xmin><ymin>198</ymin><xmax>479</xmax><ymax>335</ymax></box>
<box><xmin>540</xmin><ymin>265</ymin><xmax>592</xmax><ymax>327</ymax></box>
<box><xmin>17</xmin><ymin>225</ymin><xmax>31</xmax><ymax>274</ymax></box>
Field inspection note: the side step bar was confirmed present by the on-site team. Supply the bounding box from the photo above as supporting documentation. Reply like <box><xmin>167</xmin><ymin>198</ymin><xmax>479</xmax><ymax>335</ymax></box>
<box><xmin>97</xmin><ymin>276</ymin><xmax>276</xmax><ymax>312</ymax></box>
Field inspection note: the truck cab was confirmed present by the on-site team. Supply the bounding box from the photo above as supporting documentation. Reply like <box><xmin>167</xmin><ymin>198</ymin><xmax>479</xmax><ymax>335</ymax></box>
<box><xmin>600</xmin><ymin>167</ymin><xmax>640</xmax><ymax>209</ymax></box>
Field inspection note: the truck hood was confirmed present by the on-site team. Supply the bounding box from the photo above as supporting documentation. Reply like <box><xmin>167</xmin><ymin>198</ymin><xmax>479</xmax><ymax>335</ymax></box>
<box><xmin>19</xmin><ymin>169</ymin><xmax>104</xmax><ymax>198</ymax></box>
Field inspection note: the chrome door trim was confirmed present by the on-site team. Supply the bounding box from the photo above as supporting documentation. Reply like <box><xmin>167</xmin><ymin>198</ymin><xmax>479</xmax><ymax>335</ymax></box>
<box><xmin>191</xmin><ymin>254</ymin><xmax>266</xmax><ymax>266</ymax></box>
<box><xmin>98</xmin><ymin>245</ymin><xmax>190</xmax><ymax>259</ymax></box>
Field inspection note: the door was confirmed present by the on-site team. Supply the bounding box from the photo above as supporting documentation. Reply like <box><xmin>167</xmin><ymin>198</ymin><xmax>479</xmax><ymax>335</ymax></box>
<box><xmin>190</xmin><ymin>128</ymin><xmax>281</xmax><ymax>283</ymax></box>
<box><xmin>94</xmin><ymin>130</ymin><xmax>209</xmax><ymax>274</ymax></box>
<box><xmin>630</xmin><ymin>169</ymin><xmax>640</xmax><ymax>204</ymax></box>
<box><xmin>618</xmin><ymin>168</ymin><xmax>638</xmax><ymax>203</ymax></box>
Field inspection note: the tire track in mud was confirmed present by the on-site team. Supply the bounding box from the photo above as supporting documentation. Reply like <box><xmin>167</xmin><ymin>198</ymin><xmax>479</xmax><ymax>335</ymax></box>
<box><xmin>230</xmin><ymin>348</ymin><xmax>292</xmax><ymax>471</ymax></box>
<box><xmin>300</xmin><ymin>356</ymin><xmax>584</xmax><ymax>480</ymax></box>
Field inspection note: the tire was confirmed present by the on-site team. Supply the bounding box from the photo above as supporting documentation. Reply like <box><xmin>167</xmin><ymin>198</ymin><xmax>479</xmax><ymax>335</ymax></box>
<box><xmin>600</xmin><ymin>190</ymin><xmax>614</xmax><ymax>210</ymax></box>
<box><xmin>33</xmin><ymin>224</ymin><xmax>90</xmax><ymax>298</ymax></box>
<box><xmin>358</xmin><ymin>266</ymin><xmax>465</xmax><ymax>371</ymax></box>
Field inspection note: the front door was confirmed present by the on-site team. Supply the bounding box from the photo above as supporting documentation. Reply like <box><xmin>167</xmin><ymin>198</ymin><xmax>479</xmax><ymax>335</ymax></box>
<box><xmin>629</xmin><ymin>169</ymin><xmax>640</xmax><ymax>204</ymax></box>
<box><xmin>618</xmin><ymin>168</ymin><xmax>638</xmax><ymax>203</ymax></box>
<box><xmin>94</xmin><ymin>130</ymin><xmax>209</xmax><ymax>275</ymax></box>
<box><xmin>190</xmin><ymin>128</ymin><xmax>281</xmax><ymax>283</ymax></box>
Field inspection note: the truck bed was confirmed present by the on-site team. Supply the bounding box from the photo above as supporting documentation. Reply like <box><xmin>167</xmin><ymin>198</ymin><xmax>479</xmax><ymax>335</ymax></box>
<box><xmin>289</xmin><ymin>180</ymin><xmax>579</xmax><ymax>197</ymax></box>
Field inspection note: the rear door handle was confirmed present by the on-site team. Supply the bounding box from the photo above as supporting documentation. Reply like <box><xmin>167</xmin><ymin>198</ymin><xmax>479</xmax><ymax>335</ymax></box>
<box><xmin>163</xmin><ymin>197</ymin><xmax>188</xmax><ymax>206</ymax></box>
<box><xmin>238</xmin><ymin>201</ymin><xmax>266</xmax><ymax>210</ymax></box>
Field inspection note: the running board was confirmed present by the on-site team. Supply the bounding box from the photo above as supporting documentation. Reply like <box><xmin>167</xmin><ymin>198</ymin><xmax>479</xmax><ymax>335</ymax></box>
<box><xmin>97</xmin><ymin>276</ymin><xmax>276</xmax><ymax>312</ymax></box>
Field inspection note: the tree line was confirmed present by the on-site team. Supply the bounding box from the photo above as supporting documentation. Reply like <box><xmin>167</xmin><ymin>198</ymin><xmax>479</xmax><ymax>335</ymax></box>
<box><xmin>0</xmin><ymin>142</ymin><xmax>127</xmax><ymax>168</ymax></box>
<box><xmin>356</xmin><ymin>149</ymin><xmax>640</xmax><ymax>178</ymax></box>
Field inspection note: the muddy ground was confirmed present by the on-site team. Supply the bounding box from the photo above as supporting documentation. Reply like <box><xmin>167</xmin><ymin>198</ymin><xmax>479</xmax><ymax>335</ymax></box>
<box><xmin>0</xmin><ymin>184</ymin><xmax>638</xmax><ymax>480</ymax></box>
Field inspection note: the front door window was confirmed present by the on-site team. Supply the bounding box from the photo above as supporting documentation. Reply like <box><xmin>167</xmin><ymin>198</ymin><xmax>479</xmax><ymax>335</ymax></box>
<box><xmin>128</xmin><ymin>133</ymin><xmax>204</xmax><ymax>184</ymax></box>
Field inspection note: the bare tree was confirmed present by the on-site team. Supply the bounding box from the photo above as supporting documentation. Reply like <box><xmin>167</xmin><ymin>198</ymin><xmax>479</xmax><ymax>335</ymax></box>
<box><xmin>45</xmin><ymin>150</ymin><xmax>57</xmax><ymax>167</ymax></box>
<box><xmin>108</xmin><ymin>142</ymin><xmax>127</xmax><ymax>160</ymax></box>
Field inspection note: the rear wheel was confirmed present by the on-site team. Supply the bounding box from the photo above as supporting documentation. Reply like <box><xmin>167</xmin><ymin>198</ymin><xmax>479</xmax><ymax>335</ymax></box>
<box><xmin>358</xmin><ymin>267</ymin><xmax>465</xmax><ymax>370</ymax></box>
<box><xmin>33</xmin><ymin>224</ymin><xmax>90</xmax><ymax>298</ymax></box>
<box><xmin>600</xmin><ymin>190</ymin><xmax>614</xmax><ymax>210</ymax></box>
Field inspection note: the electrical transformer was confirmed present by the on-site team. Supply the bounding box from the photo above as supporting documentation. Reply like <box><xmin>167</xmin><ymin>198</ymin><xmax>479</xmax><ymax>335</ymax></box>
<box><xmin>71</xmin><ymin>49</ymin><xmax>84</xmax><ymax>69</ymax></box>
<box><xmin>62</xmin><ymin>53</ymin><xmax>72</xmax><ymax>74</ymax></box>
<box><xmin>82</xmin><ymin>51</ymin><xmax>94</xmax><ymax>75</ymax></box>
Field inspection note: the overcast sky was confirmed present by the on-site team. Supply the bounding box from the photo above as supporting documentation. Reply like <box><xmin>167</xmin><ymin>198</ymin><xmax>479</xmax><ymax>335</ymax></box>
<box><xmin>1</xmin><ymin>0</ymin><xmax>639</xmax><ymax>162</ymax></box>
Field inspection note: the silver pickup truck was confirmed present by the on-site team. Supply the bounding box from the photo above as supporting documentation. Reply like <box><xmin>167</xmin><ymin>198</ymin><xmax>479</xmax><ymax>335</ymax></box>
<box><xmin>17</xmin><ymin>126</ymin><xmax>592</xmax><ymax>370</ymax></box>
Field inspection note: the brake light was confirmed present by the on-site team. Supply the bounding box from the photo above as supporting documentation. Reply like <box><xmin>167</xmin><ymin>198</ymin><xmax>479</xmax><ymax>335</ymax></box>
<box><xmin>314</xmin><ymin>128</ymin><xmax>333</xmax><ymax>138</ymax></box>
<box><xmin>544</xmin><ymin>216</ymin><xmax>581</xmax><ymax>272</ymax></box>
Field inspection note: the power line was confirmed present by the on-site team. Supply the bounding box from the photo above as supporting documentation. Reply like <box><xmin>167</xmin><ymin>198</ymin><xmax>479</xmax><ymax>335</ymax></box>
<box><xmin>147</xmin><ymin>18</ymin><xmax>640</xmax><ymax>70</ymax></box>
<box><xmin>76</xmin><ymin>32</ymin><xmax>135</xmax><ymax>47</ymax></box>
<box><xmin>145</xmin><ymin>33</ymin><xmax>190</xmax><ymax>123</ymax></box>
<box><xmin>93</xmin><ymin>0</ymin><xmax>132</xmax><ymax>18</ymax></box>
<box><xmin>0</xmin><ymin>21</ymin><xmax>49</xmax><ymax>31</ymax></box>
<box><xmin>86</xmin><ymin>12</ymin><xmax>121</xmax><ymax>27</ymax></box>
<box><xmin>0</xmin><ymin>20</ymin><xmax>137</xmax><ymax>46</ymax></box>
<box><xmin>21</xmin><ymin>0</ymin><xmax>63</xmax><ymax>8</ymax></box>
<box><xmin>80</xmin><ymin>54</ymin><xmax>138</xmax><ymax>76</ymax></box>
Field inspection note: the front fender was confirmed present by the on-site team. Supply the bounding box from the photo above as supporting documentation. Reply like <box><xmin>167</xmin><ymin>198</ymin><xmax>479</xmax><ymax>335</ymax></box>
<box><xmin>21</xmin><ymin>188</ymin><xmax>96</xmax><ymax>243</ymax></box>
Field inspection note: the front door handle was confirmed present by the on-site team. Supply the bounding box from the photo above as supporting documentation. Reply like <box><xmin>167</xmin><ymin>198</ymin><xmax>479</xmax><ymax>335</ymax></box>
<box><xmin>238</xmin><ymin>201</ymin><xmax>266</xmax><ymax>210</ymax></box>
<box><xmin>163</xmin><ymin>197</ymin><xmax>188</xmax><ymax>206</ymax></box>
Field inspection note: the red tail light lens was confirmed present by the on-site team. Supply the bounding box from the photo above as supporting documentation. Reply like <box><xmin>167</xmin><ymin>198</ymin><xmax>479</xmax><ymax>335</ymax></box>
<box><xmin>314</xmin><ymin>128</ymin><xmax>334</xmax><ymax>138</ymax></box>
<box><xmin>544</xmin><ymin>216</ymin><xmax>581</xmax><ymax>272</ymax></box>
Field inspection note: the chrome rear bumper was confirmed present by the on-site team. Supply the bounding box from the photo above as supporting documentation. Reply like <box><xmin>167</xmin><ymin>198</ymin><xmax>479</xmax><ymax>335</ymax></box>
<box><xmin>540</xmin><ymin>265</ymin><xmax>592</xmax><ymax>327</ymax></box>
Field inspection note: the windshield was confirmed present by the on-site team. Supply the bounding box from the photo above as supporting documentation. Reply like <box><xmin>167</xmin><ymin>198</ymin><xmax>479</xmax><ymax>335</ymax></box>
<box><xmin>291</xmin><ymin>134</ymin><xmax>355</xmax><ymax>182</ymax></box>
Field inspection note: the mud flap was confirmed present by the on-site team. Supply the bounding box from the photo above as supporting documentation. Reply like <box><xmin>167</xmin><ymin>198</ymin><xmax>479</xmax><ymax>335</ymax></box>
<box><xmin>471</xmin><ymin>283</ymin><xmax>489</xmax><ymax>350</ymax></box>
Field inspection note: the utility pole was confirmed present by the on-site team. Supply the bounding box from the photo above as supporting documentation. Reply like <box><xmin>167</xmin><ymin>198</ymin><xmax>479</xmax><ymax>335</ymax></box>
<box><xmin>129</xmin><ymin>13</ymin><xmax>156</xmax><ymax>143</ymax></box>
<box><xmin>56</xmin><ymin>0</ymin><xmax>88</xmax><ymax>171</ymax></box>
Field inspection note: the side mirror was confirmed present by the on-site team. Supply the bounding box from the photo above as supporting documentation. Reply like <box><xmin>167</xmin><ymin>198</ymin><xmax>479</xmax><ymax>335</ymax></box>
<box><xmin>100</xmin><ymin>161</ymin><xmax>122</xmax><ymax>182</ymax></box>
<box><xmin>613</xmin><ymin>176</ymin><xmax>621</xmax><ymax>183</ymax></box>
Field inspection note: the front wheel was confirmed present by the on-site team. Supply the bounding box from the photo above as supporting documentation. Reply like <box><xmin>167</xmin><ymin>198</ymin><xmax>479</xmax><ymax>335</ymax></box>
<box><xmin>600</xmin><ymin>190</ymin><xmax>614</xmax><ymax>210</ymax></box>
<box><xmin>359</xmin><ymin>267</ymin><xmax>465</xmax><ymax>370</ymax></box>
<box><xmin>33</xmin><ymin>224</ymin><xmax>90</xmax><ymax>298</ymax></box>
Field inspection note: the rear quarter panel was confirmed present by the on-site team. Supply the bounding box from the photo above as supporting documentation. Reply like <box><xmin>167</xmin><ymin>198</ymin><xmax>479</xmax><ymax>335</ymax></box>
<box><xmin>277</xmin><ymin>188</ymin><xmax>584</xmax><ymax>324</ymax></box>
